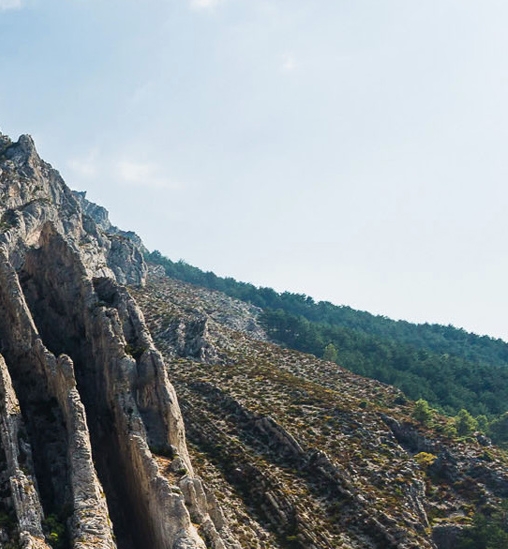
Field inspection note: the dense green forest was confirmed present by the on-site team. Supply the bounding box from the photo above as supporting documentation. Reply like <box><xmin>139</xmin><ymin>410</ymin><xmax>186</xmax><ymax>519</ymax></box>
<box><xmin>258</xmin><ymin>308</ymin><xmax>508</xmax><ymax>417</ymax></box>
<box><xmin>146</xmin><ymin>252</ymin><xmax>508</xmax><ymax>368</ymax></box>
<box><xmin>146</xmin><ymin>251</ymin><xmax>508</xmax><ymax>442</ymax></box>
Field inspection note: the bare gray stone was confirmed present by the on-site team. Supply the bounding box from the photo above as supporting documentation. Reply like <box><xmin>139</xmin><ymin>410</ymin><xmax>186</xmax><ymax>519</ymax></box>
<box><xmin>0</xmin><ymin>133</ymin><xmax>234</xmax><ymax>549</ymax></box>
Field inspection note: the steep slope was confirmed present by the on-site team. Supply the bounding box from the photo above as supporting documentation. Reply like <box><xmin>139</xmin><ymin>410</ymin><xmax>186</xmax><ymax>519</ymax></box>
<box><xmin>1</xmin><ymin>131</ymin><xmax>507</xmax><ymax>549</ymax></box>
<box><xmin>132</xmin><ymin>268</ymin><xmax>508</xmax><ymax>549</ymax></box>
<box><xmin>0</xmin><ymin>134</ymin><xmax>238</xmax><ymax>549</ymax></box>
<box><xmin>146</xmin><ymin>252</ymin><xmax>508</xmax><ymax>420</ymax></box>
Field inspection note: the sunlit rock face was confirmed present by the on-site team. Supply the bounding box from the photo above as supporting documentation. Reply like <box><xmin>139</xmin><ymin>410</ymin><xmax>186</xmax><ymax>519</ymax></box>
<box><xmin>1</xmin><ymin>132</ymin><xmax>508</xmax><ymax>549</ymax></box>
<box><xmin>0</xmin><ymin>134</ymin><xmax>237</xmax><ymax>549</ymax></box>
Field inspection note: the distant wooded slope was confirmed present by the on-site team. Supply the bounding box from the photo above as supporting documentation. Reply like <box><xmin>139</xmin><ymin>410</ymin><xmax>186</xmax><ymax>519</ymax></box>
<box><xmin>147</xmin><ymin>250</ymin><xmax>508</xmax><ymax>420</ymax></box>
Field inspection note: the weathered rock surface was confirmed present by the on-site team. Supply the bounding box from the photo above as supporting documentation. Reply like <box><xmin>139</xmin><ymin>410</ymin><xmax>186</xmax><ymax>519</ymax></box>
<box><xmin>0</xmin><ymin>133</ymin><xmax>146</xmax><ymax>285</ymax></box>
<box><xmin>72</xmin><ymin>190</ymin><xmax>148</xmax><ymax>255</ymax></box>
<box><xmin>0</xmin><ymin>353</ymin><xmax>50</xmax><ymax>549</ymax></box>
<box><xmin>0</xmin><ymin>134</ymin><xmax>238</xmax><ymax>549</ymax></box>
<box><xmin>133</xmin><ymin>272</ymin><xmax>508</xmax><ymax>549</ymax></box>
<box><xmin>2</xmin><ymin>131</ymin><xmax>508</xmax><ymax>549</ymax></box>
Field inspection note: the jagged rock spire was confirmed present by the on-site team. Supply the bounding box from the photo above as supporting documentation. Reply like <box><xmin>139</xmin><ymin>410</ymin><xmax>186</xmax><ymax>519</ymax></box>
<box><xmin>0</xmin><ymin>133</ymin><xmax>237</xmax><ymax>549</ymax></box>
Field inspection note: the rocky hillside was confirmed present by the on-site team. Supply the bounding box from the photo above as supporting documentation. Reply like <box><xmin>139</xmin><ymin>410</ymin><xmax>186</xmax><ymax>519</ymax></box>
<box><xmin>0</xmin><ymin>132</ymin><xmax>507</xmax><ymax>549</ymax></box>
<box><xmin>132</xmin><ymin>270</ymin><xmax>508</xmax><ymax>549</ymax></box>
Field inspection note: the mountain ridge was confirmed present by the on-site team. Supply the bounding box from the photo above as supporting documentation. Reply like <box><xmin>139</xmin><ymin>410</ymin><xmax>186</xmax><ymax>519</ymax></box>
<box><xmin>0</xmin><ymin>132</ymin><xmax>506</xmax><ymax>549</ymax></box>
<box><xmin>145</xmin><ymin>252</ymin><xmax>508</xmax><ymax>354</ymax></box>
<box><xmin>144</xmin><ymin>252</ymin><xmax>508</xmax><ymax>422</ymax></box>
<box><xmin>0</xmin><ymin>133</ymin><xmax>238</xmax><ymax>548</ymax></box>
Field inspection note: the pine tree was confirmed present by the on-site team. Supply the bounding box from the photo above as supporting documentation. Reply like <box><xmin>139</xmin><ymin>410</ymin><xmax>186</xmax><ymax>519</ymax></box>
<box><xmin>455</xmin><ymin>409</ymin><xmax>477</xmax><ymax>437</ymax></box>
<box><xmin>412</xmin><ymin>399</ymin><xmax>434</xmax><ymax>426</ymax></box>
<box><xmin>322</xmin><ymin>343</ymin><xmax>338</xmax><ymax>362</ymax></box>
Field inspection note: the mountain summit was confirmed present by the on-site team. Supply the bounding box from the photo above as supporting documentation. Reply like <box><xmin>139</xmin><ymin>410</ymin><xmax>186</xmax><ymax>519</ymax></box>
<box><xmin>0</xmin><ymin>134</ymin><xmax>507</xmax><ymax>549</ymax></box>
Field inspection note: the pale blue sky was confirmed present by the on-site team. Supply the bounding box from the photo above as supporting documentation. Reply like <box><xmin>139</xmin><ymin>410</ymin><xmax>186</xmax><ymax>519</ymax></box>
<box><xmin>2</xmin><ymin>0</ymin><xmax>508</xmax><ymax>339</ymax></box>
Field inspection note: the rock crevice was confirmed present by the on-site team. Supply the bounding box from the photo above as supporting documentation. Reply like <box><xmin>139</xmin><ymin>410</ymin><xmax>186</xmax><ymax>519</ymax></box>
<box><xmin>0</xmin><ymin>133</ymin><xmax>235</xmax><ymax>549</ymax></box>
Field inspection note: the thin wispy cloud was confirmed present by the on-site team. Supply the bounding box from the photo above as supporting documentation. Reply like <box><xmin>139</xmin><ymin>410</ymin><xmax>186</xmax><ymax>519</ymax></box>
<box><xmin>281</xmin><ymin>53</ymin><xmax>298</xmax><ymax>72</ymax></box>
<box><xmin>188</xmin><ymin>0</ymin><xmax>224</xmax><ymax>12</ymax></box>
<box><xmin>68</xmin><ymin>153</ymin><xmax>183</xmax><ymax>191</ymax></box>
<box><xmin>68</xmin><ymin>149</ymin><xmax>99</xmax><ymax>180</ymax></box>
<box><xmin>0</xmin><ymin>0</ymin><xmax>23</xmax><ymax>11</ymax></box>
<box><xmin>117</xmin><ymin>160</ymin><xmax>183</xmax><ymax>190</ymax></box>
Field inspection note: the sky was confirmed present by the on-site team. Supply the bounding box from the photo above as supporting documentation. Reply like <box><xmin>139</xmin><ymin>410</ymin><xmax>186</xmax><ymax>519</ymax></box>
<box><xmin>1</xmin><ymin>0</ymin><xmax>508</xmax><ymax>340</ymax></box>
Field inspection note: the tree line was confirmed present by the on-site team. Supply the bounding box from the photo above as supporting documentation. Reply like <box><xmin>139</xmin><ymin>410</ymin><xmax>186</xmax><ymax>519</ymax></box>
<box><xmin>146</xmin><ymin>251</ymin><xmax>508</xmax><ymax>444</ymax></box>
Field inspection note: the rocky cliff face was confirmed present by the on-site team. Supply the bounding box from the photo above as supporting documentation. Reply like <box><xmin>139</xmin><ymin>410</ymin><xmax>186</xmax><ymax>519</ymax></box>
<box><xmin>0</xmin><ymin>134</ymin><xmax>238</xmax><ymax>549</ymax></box>
<box><xmin>1</xmin><ymin>132</ymin><xmax>507</xmax><ymax>549</ymax></box>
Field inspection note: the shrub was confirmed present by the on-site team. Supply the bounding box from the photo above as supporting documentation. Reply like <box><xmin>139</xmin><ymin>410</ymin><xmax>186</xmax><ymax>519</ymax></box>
<box><xmin>412</xmin><ymin>399</ymin><xmax>434</xmax><ymax>426</ymax></box>
<box><xmin>414</xmin><ymin>451</ymin><xmax>437</xmax><ymax>468</ymax></box>
<box><xmin>455</xmin><ymin>409</ymin><xmax>477</xmax><ymax>437</ymax></box>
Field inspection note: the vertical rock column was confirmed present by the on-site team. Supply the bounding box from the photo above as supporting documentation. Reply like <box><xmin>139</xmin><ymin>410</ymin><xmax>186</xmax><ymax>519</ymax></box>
<box><xmin>18</xmin><ymin>227</ymin><xmax>209</xmax><ymax>549</ymax></box>
<box><xmin>0</xmin><ymin>245</ymin><xmax>116</xmax><ymax>548</ymax></box>
<box><xmin>85</xmin><ymin>280</ymin><xmax>207</xmax><ymax>549</ymax></box>
<box><xmin>0</xmin><ymin>353</ymin><xmax>50</xmax><ymax>549</ymax></box>
<box><xmin>49</xmin><ymin>350</ymin><xmax>117</xmax><ymax>549</ymax></box>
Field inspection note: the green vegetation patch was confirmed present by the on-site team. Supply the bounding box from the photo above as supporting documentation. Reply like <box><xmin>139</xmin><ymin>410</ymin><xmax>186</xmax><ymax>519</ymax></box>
<box><xmin>146</xmin><ymin>250</ymin><xmax>508</xmax><ymax>435</ymax></box>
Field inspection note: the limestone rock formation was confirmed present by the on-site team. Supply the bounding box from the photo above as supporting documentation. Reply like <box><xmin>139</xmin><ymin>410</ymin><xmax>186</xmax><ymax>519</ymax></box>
<box><xmin>1</xmin><ymin>131</ymin><xmax>508</xmax><ymax>549</ymax></box>
<box><xmin>0</xmin><ymin>133</ymin><xmax>238</xmax><ymax>549</ymax></box>
<box><xmin>72</xmin><ymin>190</ymin><xmax>148</xmax><ymax>255</ymax></box>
